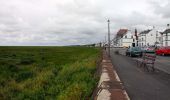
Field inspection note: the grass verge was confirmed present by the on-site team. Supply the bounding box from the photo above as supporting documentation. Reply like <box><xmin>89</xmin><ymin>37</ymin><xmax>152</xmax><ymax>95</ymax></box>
<box><xmin>0</xmin><ymin>46</ymin><xmax>101</xmax><ymax>100</ymax></box>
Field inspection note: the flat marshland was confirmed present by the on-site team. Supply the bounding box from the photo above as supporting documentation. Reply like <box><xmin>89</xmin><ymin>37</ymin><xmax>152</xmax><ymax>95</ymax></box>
<box><xmin>0</xmin><ymin>46</ymin><xmax>101</xmax><ymax>100</ymax></box>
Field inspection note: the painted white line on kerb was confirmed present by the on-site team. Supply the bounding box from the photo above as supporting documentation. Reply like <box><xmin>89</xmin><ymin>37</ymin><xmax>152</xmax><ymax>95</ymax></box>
<box><xmin>98</xmin><ymin>69</ymin><xmax>110</xmax><ymax>87</ymax></box>
<box><xmin>97</xmin><ymin>89</ymin><xmax>111</xmax><ymax>100</ymax></box>
<box><xmin>113</xmin><ymin>70</ymin><xmax>121</xmax><ymax>81</ymax></box>
<box><xmin>97</xmin><ymin>66</ymin><xmax>111</xmax><ymax>100</ymax></box>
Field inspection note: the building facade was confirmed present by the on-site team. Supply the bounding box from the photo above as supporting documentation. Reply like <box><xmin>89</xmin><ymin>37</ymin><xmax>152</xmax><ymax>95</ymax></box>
<box><xmin>138</xmin><ymin>28</ymin><xmax>162</xmax><ymax>47</ymax></box>
<box><xmin>138</xmin><ymin>30</ymin><xmax>151</xmax><ymax>47</ymax></box>
<box><xmin>162</xmin><ymin>29</ymin><xmax>170</xmax><ymax>46</ymax></box>
<box><xmin>162</xmin><ymin>24</ymin><xmax>170</xmax><ymax>46</ymax></box>
<box><xmin>113</xmin><ymin>29</ymin><xmax>134</xmax><ymax>47</ymax></box>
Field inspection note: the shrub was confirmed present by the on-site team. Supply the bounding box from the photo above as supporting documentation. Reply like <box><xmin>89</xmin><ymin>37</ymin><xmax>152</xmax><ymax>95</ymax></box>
<box><xmin>12</xmin><ymin>54</ymin><xmax>16</xmax><ymax>57</ymax></box>
<box><xmin>8</xmin><ymin>64</ymin><xmax>18</xmax><ymax>72</ymax></box>
<box><xmin>20</xmin><ymin>57</ymin><xmax>35</xmax><ymax>65</ymax></box>
<box><xmin>16</xmin><ymin>71</ymin><xmax>34</xmax><ymax>82</ymax></box>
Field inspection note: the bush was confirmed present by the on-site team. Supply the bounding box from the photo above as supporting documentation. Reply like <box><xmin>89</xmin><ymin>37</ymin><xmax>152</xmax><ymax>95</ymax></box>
<box><xmin>16</xmin><ymin>71</ymin><xmax>34</xmax><ymax>82</ymax></box>
<box><xmin>8</xmin><ymin>64</ymin><xmax>18</xmax><ymax>72</ymax></box>
<box><xmin>20</xmin><ymin>57</ymin><xmax>35</xmax><ymax>65</ymax></box>
<box><xmin>38</xmin><ymin>62</ymin><xmax>48</xmax><ymax>68</ymax></box>
<box><xmin>12</xmin><ymin>54</ymin><xmax>16</xmax><ymax>57</ymax></box>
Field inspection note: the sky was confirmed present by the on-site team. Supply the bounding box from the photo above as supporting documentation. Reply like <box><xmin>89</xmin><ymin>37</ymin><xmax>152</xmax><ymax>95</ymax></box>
<box><xmin>0</xmin><ymin>0</ymin><xmax>170</xmax><ymax>46</ymax></box>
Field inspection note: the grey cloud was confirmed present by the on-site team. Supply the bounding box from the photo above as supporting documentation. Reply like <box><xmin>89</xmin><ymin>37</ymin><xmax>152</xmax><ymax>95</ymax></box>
<box><xmin>151</xmin><ymin>0</ymin><xmax>170</xmax><ymax>18</ymax></box>
<box><xmin>0</xmin><ymin>0</ymin><xmax>170</xmax><ymax>45</ymax></box>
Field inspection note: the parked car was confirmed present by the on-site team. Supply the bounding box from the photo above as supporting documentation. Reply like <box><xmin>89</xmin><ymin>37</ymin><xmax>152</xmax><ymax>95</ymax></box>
<box><xmin>126</xmin><ymin>47</ymin><xmax>142</xmax><ymax>57</ymax></box>
<box><xmin>141</xmin><ymin>46</ymin><xmax>155</xmax><ymax>53</ymax></box>
<box><xmin>141</xmin><ymin>47</ymin><xmax>147</xmax><ymax>52</ymax></box>
<box><xmin>155</xmin><ymin>46</ymin><xmax>170</xmax><ymax>56</ymax></box>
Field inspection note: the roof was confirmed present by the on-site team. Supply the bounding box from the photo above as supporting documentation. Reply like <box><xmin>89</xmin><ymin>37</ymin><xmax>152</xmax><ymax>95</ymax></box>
<box><xmin>162</xmin><ymin>29</ymin><xmax>170</xmax><ymax>34</ymax></box>
<box><xmin>139</xmin><ymin>29</ymin><xmax>151</xmax><ymax>35</ymax></box>
<box><xmin>116</xmin><ymin>29</ymin><xmax>128</xmax><ymax>37</ymax></box>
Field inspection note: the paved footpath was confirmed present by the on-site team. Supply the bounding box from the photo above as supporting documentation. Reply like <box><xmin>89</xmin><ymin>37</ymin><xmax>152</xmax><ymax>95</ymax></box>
<box><xmin>95</xmin><ymin>50</ymin><xmax>130</xmax><ymax>100</ymax></box>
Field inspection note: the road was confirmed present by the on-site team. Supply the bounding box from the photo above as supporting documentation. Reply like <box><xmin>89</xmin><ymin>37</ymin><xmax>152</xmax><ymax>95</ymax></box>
<box><xmin>155</xmin><ymin>56</ymin><xmax>170</xmax><ymax>74</ymax></box>
<box><xmin>117</xmin><ymin>48</ymin><xmax>170</xmax><ymax>74</ymax></box>
<box><xmin>110</xmin><ymin>48</ymin><xmax>170</xmax><ymax>100</ymax></box>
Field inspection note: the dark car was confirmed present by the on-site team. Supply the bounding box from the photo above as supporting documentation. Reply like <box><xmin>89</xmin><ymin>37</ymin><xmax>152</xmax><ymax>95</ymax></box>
<box><xmin>145</xmin><ymin>46</ymin><xmax>155</xmax><ymax>53</ymax></box>
<box><xmin>126</xmin><ymin>47</ymin><xmax>142</xmax><ymax>57</ymax></box>
<box><xmin>141</xmin><ymin>46</ymin><xmax>155</xmax><ymax>53</ymax></box>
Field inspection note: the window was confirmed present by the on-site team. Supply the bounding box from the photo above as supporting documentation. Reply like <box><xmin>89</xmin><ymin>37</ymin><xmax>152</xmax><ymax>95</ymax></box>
<box><xmin>125</xmin><ymin>35</ymin><xmax>127</xmax><ymax>38</ymax></box>
<box><xmin>151</xmin><ymin>34</ymin><xmax>152</xmax><ymax>36</ymax></box>
<box><xmin>131</xmin><ymin>36</ymin><xmax>133</xmax><ymax>38</ymax></box>
<box><xmin>142</xmin><ymin>38</ymin><xmax>143</xmax><ymax>41</ymax></box>
<box><xmin>159</xmin><ymin>37</ymin><xmax>161</xmax><ymax>41</ymax></box>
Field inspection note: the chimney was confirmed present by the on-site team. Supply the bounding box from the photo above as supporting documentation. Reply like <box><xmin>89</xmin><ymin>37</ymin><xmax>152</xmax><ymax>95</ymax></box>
<box><xmin>135</xmin><ymin>28</ymin><xmax>138</xmax><ymax>40</ymax></box>
<box><xmin>167</xmin><ymin>24</ymin><xmax>170</xmax><ymax>29</ymax></box>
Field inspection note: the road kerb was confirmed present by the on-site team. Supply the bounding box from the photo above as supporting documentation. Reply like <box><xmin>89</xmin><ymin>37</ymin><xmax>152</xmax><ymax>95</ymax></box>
<box><xmin>95</xmin><ymin>50</ymin><xmax>130</xmax><ymax>100</ymax></box>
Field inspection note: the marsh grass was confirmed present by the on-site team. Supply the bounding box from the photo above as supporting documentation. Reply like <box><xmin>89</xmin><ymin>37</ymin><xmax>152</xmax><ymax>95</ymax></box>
<box><xmin>0</xmin><ymin>46</ymin><xmax>100</xmax><ymax>100</ymax></box>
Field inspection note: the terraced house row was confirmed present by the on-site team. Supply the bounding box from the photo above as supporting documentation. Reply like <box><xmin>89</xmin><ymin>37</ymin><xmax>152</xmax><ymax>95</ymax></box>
<box><xmin>113</xmin><ymin>24</ymin><xmax>170</xmax><ymax>47</ymax></box>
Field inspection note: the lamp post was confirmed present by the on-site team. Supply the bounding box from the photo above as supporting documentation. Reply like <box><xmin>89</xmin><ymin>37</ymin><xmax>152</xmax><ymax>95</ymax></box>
<box><xmin>107</xmin><ymin>19</ymin><xmax>111</xmax><ymax>57</ymax></box>
<box><xmin>145</xmin><ymin>33</ymin><xmax>146</xmax><ymax>46</ymax></box>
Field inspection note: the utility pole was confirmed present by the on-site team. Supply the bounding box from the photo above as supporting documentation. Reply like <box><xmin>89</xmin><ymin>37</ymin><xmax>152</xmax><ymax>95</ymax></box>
<box><xmin>145</xmin><ymin>33</ymin><xmax>146</xmax><ymax>46</ymax></box>
<box><xmin>166</xmin><ymin>24</ymin><xmax>169</xmax><ymax>46</ymax></box>
<box><xmin>105</xmin><ymin>35</ymin><xmax>107</xmax><ymax>44</ymax></box>
<box><xmin>107</xmin><ymin>19</ymin><xmax>111</xmax><ymax>57</ymax></box>
<box><xmin>135</xmin><ymin>28</ymin><xmax>138</xmax><ymax>46</ymax></box>
<box><xmin>156</xmin><ymin>31</ymin><xmax>158</xmax><ymax>46</ymax></box>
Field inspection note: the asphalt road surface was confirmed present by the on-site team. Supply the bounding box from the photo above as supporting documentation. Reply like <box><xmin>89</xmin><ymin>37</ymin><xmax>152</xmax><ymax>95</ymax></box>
<box><xmin>155</xmin><ymin>56</ymin><xmax>170</xmax><ymax>74</ymax></box>
<box><xmin>110</xmin><ymin>48</ymin><xmax>170</xmax><ymax>100</ymax></box>
<box><xmin>117</xmin><ymin>48</ymin><xmax>170</xmax><ymax>74</ymax></box>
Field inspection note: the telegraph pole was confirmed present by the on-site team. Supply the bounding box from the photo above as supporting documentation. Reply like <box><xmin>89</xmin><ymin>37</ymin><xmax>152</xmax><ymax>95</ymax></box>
<box><xmin>107</xmin><ymin>19</ymin><xmax>111</xmax><ymax>57</ymax></box>
<box><xmin>166</xmin><ymin>24</ymin><xmax>169</xmax><ymax>46</ymax></box>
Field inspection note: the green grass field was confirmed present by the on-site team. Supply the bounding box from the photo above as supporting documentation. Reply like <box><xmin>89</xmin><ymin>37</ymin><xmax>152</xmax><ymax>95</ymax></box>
<box><xmin>0</xmin><ymin>46</ymin><xmax>101</xmax><ymax>100</ymax></box>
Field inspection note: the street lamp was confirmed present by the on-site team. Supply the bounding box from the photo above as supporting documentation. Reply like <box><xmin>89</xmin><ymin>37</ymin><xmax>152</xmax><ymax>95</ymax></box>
<box><xmin>107</xmin><ymin>19</ymin><xmax>111</xmax><ymax>57</ymax></box>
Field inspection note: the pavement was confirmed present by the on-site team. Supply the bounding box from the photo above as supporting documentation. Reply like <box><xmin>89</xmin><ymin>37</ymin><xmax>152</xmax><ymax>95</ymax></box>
<box><xmin>110</xmin><ymin>48</ymin><xmax>170</xmax><ymax>100</ymax></box>
<box><xmin>95</xmin><ymin>50</ymin><xmax>130</xmax><ymax>100</ymax></box>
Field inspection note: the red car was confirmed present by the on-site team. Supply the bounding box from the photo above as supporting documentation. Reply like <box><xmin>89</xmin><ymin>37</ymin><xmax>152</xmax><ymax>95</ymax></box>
<box><xmin>155</xmin><ymin>46</ymin><xmax>170</xmax><ymax>55</ymax></box>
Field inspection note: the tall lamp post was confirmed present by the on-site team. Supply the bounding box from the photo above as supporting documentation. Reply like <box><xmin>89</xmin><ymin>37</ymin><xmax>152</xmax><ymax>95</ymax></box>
<box><xmin>107</xmin><ymin>19</ymin><xmax>111</xmax><ymax>57</ymax></box>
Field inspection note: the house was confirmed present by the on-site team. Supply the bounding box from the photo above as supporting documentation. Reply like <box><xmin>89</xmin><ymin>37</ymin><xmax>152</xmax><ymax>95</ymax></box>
<box><xmin>138</xmin><ymin>27</ymin><xmax>162</xmax><ymax>47</ymax></box>
<box><xmin>138</xmin><ymin>29</ymin><xmax>151</xmax><ymax>47</ymax></box>
<box><xmin>113</xmin><ymin>29</ymin><xmax>134</xmax><ymax>47</ymax></box>
<box><xmin>162</xmin><ymin>24</ymin><xmax>170</xmax><ymax>46</ymax></box>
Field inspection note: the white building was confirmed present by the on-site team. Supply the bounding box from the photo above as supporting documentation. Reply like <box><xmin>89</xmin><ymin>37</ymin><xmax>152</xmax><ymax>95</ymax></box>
<box><xmin>138</xmin><ymin>27</ymin><xmax>162</xmax><ymax>47</ymax></box>
<box><xmin>113</xmin><ymin>29</ymin><xmax>134</xmax><ymax>47</ymax></box>
<box><xmin>138</xmin><ymin>30</ymin><xmax>150</xmax><ymax>47</ymax></box>
<box><xmin>162</xmin><ymin>24</ymin><xmax>170</xmax><ymax>46</ymax></box>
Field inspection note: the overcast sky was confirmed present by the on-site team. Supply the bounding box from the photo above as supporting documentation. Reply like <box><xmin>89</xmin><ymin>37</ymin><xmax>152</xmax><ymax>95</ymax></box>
<box><xmin>0</xmin><ymin>0</ymin><xmax>170</xmax><ymax>46</ymax></box>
